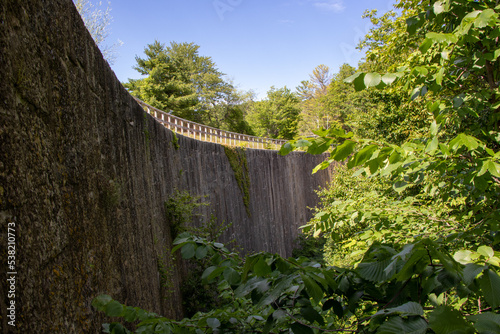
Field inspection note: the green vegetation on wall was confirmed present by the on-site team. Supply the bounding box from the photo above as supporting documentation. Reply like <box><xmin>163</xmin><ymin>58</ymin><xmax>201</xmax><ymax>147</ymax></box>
<box><xmin>223</xmin><ymin>146</ymin><xmax>251</xmax><ymax>216</ymax></box>
<box><xmin>171</xmin><ymin>132</ymin><xmax>180</xmax><ymax>150</ymax></box>
<box><xmin>164</xmin><ymin>189</ymin><xmax>208</xmax><ymax>239</ymax></box>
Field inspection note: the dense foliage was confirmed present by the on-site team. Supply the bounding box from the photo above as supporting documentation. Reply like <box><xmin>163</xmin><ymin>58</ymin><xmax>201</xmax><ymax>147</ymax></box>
<box><xmin>95</xmin><ymin>1</ymin><xmax>500</xmax><ymax>333</ymax></box>
<box><xmin>124</xmin><ymin>41</ymin><xmax>253</xmax><ymax>134</ymax></box>
<box><xmin>246</xmin><ymin>86</ymin><xmax>302</xmax><ymax>140</ymax></box>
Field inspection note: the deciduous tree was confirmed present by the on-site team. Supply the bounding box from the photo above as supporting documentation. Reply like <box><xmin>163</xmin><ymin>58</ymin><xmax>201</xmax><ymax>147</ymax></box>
<box><xmin>73</xmin><ymin>0</ymin><xmax>122</xmax><ymax>64</ymax></box>
<box><xmin>246</xmin><ymin>86</ymin><xmax>301</xmax><ymax>140</ymax></box>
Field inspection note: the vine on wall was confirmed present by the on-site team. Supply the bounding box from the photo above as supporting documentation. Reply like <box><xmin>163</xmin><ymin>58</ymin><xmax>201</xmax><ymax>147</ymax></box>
<box><xmin>223</xmin><ymin>146</ymin><xmax>251</xmax><ymax>217</ymax></box>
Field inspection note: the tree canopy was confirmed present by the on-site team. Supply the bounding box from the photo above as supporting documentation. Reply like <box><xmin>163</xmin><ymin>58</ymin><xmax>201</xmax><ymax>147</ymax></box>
<box><xmin>125</xmin><ymin>41</ymin><xmax>253</xmax><ymax>134</ymax></box>
<box><xmin>246</xmin><ymin>86</ymin><xmax>302</xmax><ymax>140</ymax></box>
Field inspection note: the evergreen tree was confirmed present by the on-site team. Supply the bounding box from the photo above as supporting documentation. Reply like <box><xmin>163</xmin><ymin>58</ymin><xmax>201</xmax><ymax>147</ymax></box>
<box><xmin>125</xmin><ymin>41</ymin><xmax>252</xmax><ymax>133</ymax></box>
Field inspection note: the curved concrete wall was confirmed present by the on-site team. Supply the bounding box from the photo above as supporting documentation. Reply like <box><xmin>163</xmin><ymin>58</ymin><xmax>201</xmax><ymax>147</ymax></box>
<box><xmin>0</xmin><ymin>0</ymin><xmax>331</xmax><ymax>332</ymax></box>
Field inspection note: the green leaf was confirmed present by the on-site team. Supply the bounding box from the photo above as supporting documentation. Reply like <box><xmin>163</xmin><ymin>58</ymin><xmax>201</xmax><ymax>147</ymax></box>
<box><xmin>364</xmin><ymin>73</ymin><xmax>382</xmax><ymax>88</ymax></box>
<box><xmin>256</xmin><ymin>277</ymin><xmax>293</xmax><ymax>308</ymax></box>
<box><xmin>92</xmin><ymin>295</ymin><xmax>113</xmax><ymax>310</ymax></box>
<box><xmin>475</xmin><ymin>9</ymin><xmax>497</xmax><ymax>28</ymax></box>
<box><xmin>434</xmin><ymin>1</ymin><xmax>445</xmax><ymax>14</ymax></box>
<box><xmin>262</xmin><ymin>314</ymin><xmax>275</xmax><ymax>334</ymax></box>
<box><xmin>406</xmin><ymin>16</ymin><xmax>423</xmax><ymax>35</ymax></box>
<box><xmin>428</xmin><ymin>306</ymin><xmax>473</xmax><ymax>334</ymax></box>
<box><xmin>479</xmin><ymin>161</ymin><xmax>500</xmax><ymax>177</ymax></box>
<box><xmin>420</xmin><ymin>38</ymin><xmax>433</xmax><ymax>53</ymax></box>
<box><xmin>426</xmin><ymin>137</ymin><xmax>439</xmax><ymax>154</ymax></box>
<box><xmin>202</xmin><ymin>266</ymin><xmax>226</xmax><ymax>282</ymax></box>
<box><xmin>241</xmin><ymin>256</ymin><xmax>260</xmax><ymax>282</ymax></box>
<box><xmin>394</xmin><ymin>181</ymin><xmax>410</xmax><ymax>193</ymax></box>
<box><xmin>377</xmin><ymin>316</ymin><xmax>428</xmax><ymax>334</ymax></box>
<box><xmin>295</xmin><ymin>139</ymin><xmax>311</xmax><ymax>148</ymax></box>
<box><xmin>123</xmin><ymin>307</ymin><xmax>138</xmax><ymax>323</ymax></box>
<box><xmin>478</xmin><ymin>246</ymin><xmax>494</xmax><ymax>258</ymax></box>
<box><xmin>331</xmin><ymin>140</ymin><xmax>356</xmax><ymax>161</ymax></box>
<box><xmin>463</xmin><ymin>263</ymin><xmax>487</xmax><ymax>285</ymax></box>
<box><xmin>279</xmin><ymin>142</ymin><xmax>294</xmax><ymax>156</ymax></box>
<box><xmin>356</xmin><ymin>258</ymin><xmax>394</xmax><ymax>283</ymax></box>
<box><xmin>207</xmin><ymin>318</ymin><xmax>221</xmax><ymax>329</ymax></box>
<box><xmin>374</xmin><ymin>302</ymin><xmax>424</xmax><ymax>318</ymax></box>
<box><xmin>300</xmin><ymin>305</ymin><xmax>325</xmax><ymax>325</ymax></box>
<box><xmin>345</xmin><ymin>72</ymin><xmax>367</xmax><ymax>91</ymax></box>
<box><xmin>107</xmin><ymin>323</ymin><xmax>130</xmax><ymax>334</ymax></box>
<box><xmin>312</xmin><ymin>159</ymin><xmax>333</xmax><ymax>174</ymax></box>
<box><xmin>451</xmin><ymin>133</ymin><xmax>481</xmax><ymax>151</ymax></box>
<box><xmin>426</xmin><ymin>32</ymin><xmax>458</xmax><ymax>44</ymax></box>
<box><xmin>436</xmin><ymin>67</ymin><xmax>445</xmax><ymax>86</ymax></box>
<box><xmin>290</xmin><ymin>322</ymin><xmax>314</xmax><ymax>334</ymax></box>
<box><xmin>307</xmin><ymin>137</ymin><xmax>334</xmax><ymax>155</ymax></box>
<box><xmin>301</xmin><ymin>274</ymin><xmax>324</xmax><ymax>304</ymax></box>
<box><xmin>468</xmin><ymin>312</ymin><xmax>500</xmax><ymax>334</ymax></box>
<box><xmin>254</xmin><ymin>257</ymin><xmax>272</xmax><ymax>276</ymax></box>
<box><xmin>223</xmin><ymin>267</ymin><xmax>241</xmax><ymax>285</ymax></box>
<box><xmin>453</xmin><ymin>250</ymin><xmax>473</xmax><ymax>265</ymax></box>
<box><xmin>382</xmin><ymin>73</ymin><xmax>400</xmax><ymax>85</ymax></box>
<box><xmin>325</xmin><ymin>127</ymin><xmax>354</xmax><ymax>138</ymax></box>
<box><xmin>430</xmin><ymin>121</ymin><xmax>439</xmax><ymax>136</ymax></box>
<box><xmin>181</xmin><ymin>243</ymin><xmax>196</xmax><ymax>259</ymax></box>
<box><xmin>479</xmin><ymin>269</ymin><xmax>500</xmax><ymax>308</ymax></box>
<box><xmin>234</xmin><ymin>276</ymin><xmax>268</xmax><ymax>298</ymax></box>
<box><xmin>344</xmin><ymin>72</ymin><xmax>362</xmax><ymax>83</ymax></box>
<box><xmin>413</xmin><ymin>66</ymin><xmax>429</xmax><ymax>76</ymax></box>
<box><xmin>322</xmin><ymin>299</ymin><xmax>343</xmax><ymax>318</ymax></box>
<box><xmin>347</xmin><ymin>145</ymin><xmax>378</xmax><ymax>168</ymax></box>
<box><xmin>195</xmin><ymin>245</ymin><xmax>208</xmax><ymax>259</ymax></box>
<box><xmin>104</xmin><ymin>300</ymin><xmax>124</xmax><ymax>318</ymax></box>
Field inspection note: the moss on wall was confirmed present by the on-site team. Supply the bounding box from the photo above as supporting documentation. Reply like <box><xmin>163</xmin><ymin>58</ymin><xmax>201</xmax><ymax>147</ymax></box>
<box><xmin>223</xmin><ymin>146</ymin><xmax>251</xmax><ymax>217</ymax></box>
<box><xmin>172</xmin><ymin>132</ymin><xmax>180</xmax><ymax>150</ymax></box>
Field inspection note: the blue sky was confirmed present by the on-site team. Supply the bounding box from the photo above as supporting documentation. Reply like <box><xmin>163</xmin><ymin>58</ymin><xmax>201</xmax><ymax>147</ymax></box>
<box><xmin>103</xmin><ymin>0</ymin><xmax>396</xmax><ymax>99</ymax></box>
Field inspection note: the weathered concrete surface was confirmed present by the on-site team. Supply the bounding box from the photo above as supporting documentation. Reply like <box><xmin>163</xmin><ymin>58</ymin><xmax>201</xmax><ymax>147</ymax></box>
<box><xmin>0</xmin><ymin>0</ymin><xmax>331</xmax><ymax>332</ymax></box>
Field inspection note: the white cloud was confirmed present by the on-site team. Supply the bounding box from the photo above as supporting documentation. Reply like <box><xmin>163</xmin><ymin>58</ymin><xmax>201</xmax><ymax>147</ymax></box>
<box><xmin>312</xmin><ymin>0</ymin><xmax>345</xmax><ymax>13</ymax></box>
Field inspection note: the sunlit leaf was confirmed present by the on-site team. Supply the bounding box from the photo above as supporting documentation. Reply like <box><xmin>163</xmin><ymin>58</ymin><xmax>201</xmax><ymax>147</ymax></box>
<box><xmin>475</xmin><ymin>9</ymin><xmax>497</xmax><ymax>28</ymax></box>
<box><xmin>434</xmin><ymin>1</ymin><xmax>445</xmax><ymax>14</ymax></box>
<box><xmin>347</xmin><ymin>145</ymin><xmax>378</xmax><ymax>168</ymax></box>
<box><xmin>364</xmin><ymin>72</ymin><xmax>382</xmax><ymax>87</ymax></box>
<box><xmin>331</xmin><ymin>140</ymin><xmax>356</xmax><ymax>161</ymax></box>
<box><xmin>279</xmin><ymin>142</ymin><xmax>294</xmax><ymax>156</ymax></box>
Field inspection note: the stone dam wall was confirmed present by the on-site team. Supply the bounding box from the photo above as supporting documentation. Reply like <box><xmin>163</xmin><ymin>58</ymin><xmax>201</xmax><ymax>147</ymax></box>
<box><xmin>0</xmin><ymin>0</ymin><xmax>332</xmax><ymax>332</ymax></box>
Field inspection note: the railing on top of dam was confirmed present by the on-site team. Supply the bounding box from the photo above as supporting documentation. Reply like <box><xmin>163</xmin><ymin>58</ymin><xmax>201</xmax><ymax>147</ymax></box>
<box><xmin>134</xmin><ymin>98</ymin><xmax>288</xmax><ymax>150</ymax></box>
